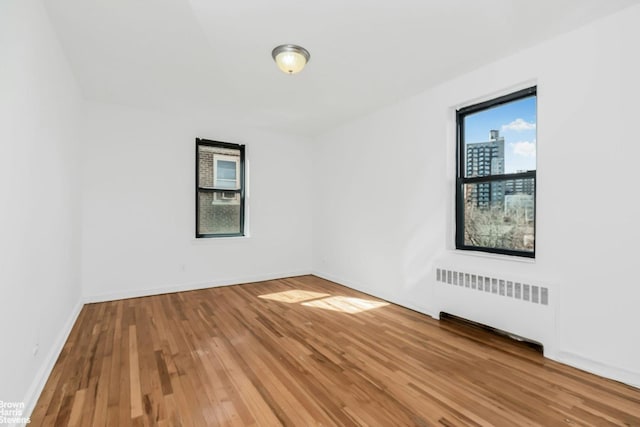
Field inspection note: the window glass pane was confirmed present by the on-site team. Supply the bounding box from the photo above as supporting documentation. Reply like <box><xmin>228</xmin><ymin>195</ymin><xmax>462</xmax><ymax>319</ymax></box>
<box><xmin>217</xmin><ymin>160</ymin><xmax>237</xmax><ymax>180</ymax></box>
<box><xmin>198</xmin><ymin>191</ymin><xmax>241</xmax><ymax>235</ymax></box>
<box><xmin>464</xmin><ymin>95</ymin><xmax>536</xmax><ymax>177</ymax></box>
<box><xmin>463</xmin><ymin>178</ymin><xmax>534</xmax><ymax>253</ymax></box>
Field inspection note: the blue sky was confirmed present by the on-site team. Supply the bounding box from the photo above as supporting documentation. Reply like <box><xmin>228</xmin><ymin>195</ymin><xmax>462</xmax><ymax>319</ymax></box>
<box><xmin>464</xmin><ymin>95</ymin><xmax>536</xmax><ymax>173</ymax></box>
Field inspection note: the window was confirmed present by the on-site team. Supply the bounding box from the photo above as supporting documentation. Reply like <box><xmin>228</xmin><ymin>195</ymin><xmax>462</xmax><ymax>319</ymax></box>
<box><xmin>213</xmin><ymin>155</ymin><xmax>239</xmax><ymax>189</ymax></box>
<box><xmin>196</xmin><ymin>139</ymin><xmax>245</xmax><ymax>238</ymax></box>
<box><xmin>456</xmin><ymin>87</ymin><xmax>536</xmax><ymax>257</ymax></box>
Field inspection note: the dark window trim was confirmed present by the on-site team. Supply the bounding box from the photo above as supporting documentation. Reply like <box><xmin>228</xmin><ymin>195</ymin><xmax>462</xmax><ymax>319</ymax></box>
<box><xmin>455</xmin><ymin>86</ymin><xmax>537</xmax><ymax>258</ymax></box>
<box><xmin>195</xmin><ymin>138</ymin><xmax>246</xmax><ymax>238</ymax></box>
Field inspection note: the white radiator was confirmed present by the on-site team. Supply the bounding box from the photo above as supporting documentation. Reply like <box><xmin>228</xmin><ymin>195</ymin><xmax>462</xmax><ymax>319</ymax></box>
<box><xmin>434</xmin><ymin>267</ymin><xmax>555</xmax><ymax>355</ymax></box>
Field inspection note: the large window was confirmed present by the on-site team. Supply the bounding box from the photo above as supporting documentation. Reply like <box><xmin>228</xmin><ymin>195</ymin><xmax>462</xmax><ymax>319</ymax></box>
<box><xmin>196</xmin><ymin>139</ymin><xmax>245</xmax><ymax>238</ymax></box>
<box><xmin>456</xmin><ymin>87</ymin><xmax>537</xmax><ymax>257</ymax></box>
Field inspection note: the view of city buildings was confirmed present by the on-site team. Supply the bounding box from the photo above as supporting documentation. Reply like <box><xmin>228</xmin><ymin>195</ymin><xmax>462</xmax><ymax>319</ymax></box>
<box><xmin>465</xmin><ymin>129</ymin><xmax>505</xmax><ymax>208</ymax></box>
<box><xmin>462</xmin><ymin>127</ymin><xmax>535</xmax><ymax>252</ymax></box>
<box><xmin>465</xmin><ymin>129</ymin><xmax>534</xmax><ymax>219</ymax></box>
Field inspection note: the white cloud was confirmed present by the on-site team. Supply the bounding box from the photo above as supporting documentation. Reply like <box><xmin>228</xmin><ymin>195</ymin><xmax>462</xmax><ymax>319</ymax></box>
<box><xmin>502</xmin><ymin>118</ymin><xmax>536</xmax><ymax>132</ymax></box>
<box><xmin>511</xmin><ymin>141</ymin><xmax>536</xmax><ymax>157</ymax></box>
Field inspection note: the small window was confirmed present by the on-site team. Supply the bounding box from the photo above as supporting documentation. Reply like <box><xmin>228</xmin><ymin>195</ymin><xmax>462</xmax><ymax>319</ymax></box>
<box><xmin>196</xmin><ymin>139</ymin><xmax>245</xmax><ymax>238</ymax></box>
<box><xmin>456</xmin><ymin>87</ymin><xmax>536</xmax><ymax>257</ymax></box>
<box><xmin>213</xmin><ymin>155</ymin><xmax>239</xmax><ymax>189</ymax></box>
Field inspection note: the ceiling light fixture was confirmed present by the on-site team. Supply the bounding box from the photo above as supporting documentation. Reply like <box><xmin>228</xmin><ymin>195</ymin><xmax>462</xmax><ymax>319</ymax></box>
<box><xmin>271</xmin><ymin>44</ymin><xmax>310</xmax><ymax>75</ymax></box>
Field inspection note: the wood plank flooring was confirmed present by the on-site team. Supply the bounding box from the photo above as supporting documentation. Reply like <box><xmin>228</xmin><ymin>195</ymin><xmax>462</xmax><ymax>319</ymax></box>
<box><xmin>30</xmin><ymin>275</ymin><xmax>640</xmax><ymax>426</ymax></box>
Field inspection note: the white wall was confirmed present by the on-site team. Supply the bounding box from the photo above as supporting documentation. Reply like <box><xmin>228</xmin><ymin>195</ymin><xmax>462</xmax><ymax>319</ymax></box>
<box><xmin>82</xmin><ymin>103</ymin><xmax>313</xmax><ymax>301</ymax></box>
<box><xmin>0</xmin><ymin>0</ymin><xmax>84</xmax><ymax>413</ymax></box>
<box><xmin>312</xmin><ymin>4</ymin><xmax>640</xmax><ymax>387</ymax></box>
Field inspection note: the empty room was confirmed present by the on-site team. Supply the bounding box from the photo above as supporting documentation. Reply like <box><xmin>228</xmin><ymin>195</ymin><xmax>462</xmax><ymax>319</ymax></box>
<box><xmin>2</xmin><ymin>0</ymin><xmax>640</xmax><ymax>425</ymax></box>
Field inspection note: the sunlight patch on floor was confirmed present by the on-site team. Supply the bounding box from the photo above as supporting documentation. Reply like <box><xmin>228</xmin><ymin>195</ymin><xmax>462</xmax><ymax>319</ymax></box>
<box><xmin>301</xmin><ymin>296</ymin><xmax>389</xmax><ymax>314</ymax></box>
<box><xmin>258</xmin><ymin>289</ymin><xmax>330</xmax><ymax>303</ymax></box>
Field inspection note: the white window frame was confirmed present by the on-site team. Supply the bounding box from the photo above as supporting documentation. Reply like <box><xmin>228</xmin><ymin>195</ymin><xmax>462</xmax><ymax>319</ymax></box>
<box><xmin>213</xmin><ymin>154</ymin><xmax>240</xmax><ymax>189</ymax></box>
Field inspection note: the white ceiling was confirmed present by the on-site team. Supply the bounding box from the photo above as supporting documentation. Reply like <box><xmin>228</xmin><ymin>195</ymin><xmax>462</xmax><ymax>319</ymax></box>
<box><xmin>44</xmin><ymin>0</ymin><xmax>637</xmax><ymax>136</ymax></box>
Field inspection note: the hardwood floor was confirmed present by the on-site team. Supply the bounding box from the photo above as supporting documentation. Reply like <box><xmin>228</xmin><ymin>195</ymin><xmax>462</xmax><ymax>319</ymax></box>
<box><xmin>31</xmin><ymin>275</ymin><xmax>640</xmax><ymax>426</ymax></box>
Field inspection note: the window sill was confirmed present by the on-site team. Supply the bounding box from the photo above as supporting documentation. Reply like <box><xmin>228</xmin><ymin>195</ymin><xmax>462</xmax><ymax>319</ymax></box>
<box><xmin>193</xmin><ymin>234</ymin><xmax>250</xmax><ymax>242</ymax></box>
<box><xmin>452</xmin><ymin>248</ymin><xmax>536</xmax><ymax>264</ymax></box>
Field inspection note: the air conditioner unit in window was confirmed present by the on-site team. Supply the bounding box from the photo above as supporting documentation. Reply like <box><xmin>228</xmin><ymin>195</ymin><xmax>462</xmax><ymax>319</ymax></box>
<box><xmin>213</xmin><ymin>191</ymin><xmax>239</xmax><ymax>204</ymax></box>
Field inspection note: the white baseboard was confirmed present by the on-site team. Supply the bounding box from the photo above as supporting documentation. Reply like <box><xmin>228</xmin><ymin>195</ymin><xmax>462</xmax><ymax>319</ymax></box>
<box><xmin>21</xmin><ymin>299</ymin><xmax>84</xmax><ymax>425</ymax></box>
<box><xmin>84</xmin><ymin>270</ymin><xmax>313</xmax><ymax>303</ymax></box>
<box><xmin>549</xmin><ymin>351</ymin><xmax>640</xmax><ymax>390</ymax></box>
<box><xmin>311</xmin><ymin>270</ymin><xmax>438</xmax><ymax>319</ymax></box>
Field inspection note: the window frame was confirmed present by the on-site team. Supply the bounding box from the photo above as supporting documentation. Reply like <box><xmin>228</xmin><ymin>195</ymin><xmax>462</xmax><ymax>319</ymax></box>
<box><xmin>455</xmin><ymin>86</ymin><xmax>537</xmax><ymax>258</ymax></box>
<box><xmin>195</xmin><ymin>138</ymin><xmax>246</xmax><ymax>238</ymax></box>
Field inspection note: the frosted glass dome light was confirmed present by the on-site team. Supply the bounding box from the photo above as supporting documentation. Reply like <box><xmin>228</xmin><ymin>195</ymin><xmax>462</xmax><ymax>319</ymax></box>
<box><xmin>272</xmin><ymin>44</ymin><xmax>310</xmax><ymax>75</ymax></box>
